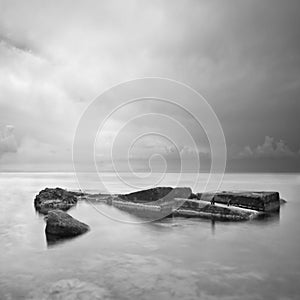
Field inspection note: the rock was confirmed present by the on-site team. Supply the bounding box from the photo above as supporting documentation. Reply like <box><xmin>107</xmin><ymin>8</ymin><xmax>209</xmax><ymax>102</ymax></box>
<box><xmin>27</xmin><ymin>278</ymin><xmax>111</xmax><ymax>300</ymax></box>
<box><xmin>34</xmin><ymin>188</ymin><xmax>81</xmax><ymax>214</ymax></box>
<box><xmin>171</xmin><ymin>190</ymin><xmax>283</xmax><ymax>221</ymax></box>
<box><xmin>119</xmin><ymin>187</ymin><xmax>173</xmax><ymax>202</ymax></box>
<box><xmin>34</xmin><ymin>187</ymin><xmax>283</xmax><ymax>222</ymax></box>
<box><xmin>45</xmin><ymin>232</ymin><xmax>77</xmax><ymax>247</ymax></box>
<box><xmin>173</xmin><ymin>201</ymin><xmax>260</xmax><ymax>221</ymax></box>
<box><xmin>107</xmin><ymin>187</ymin><xmax>192</xmax><ymax>221</ymax></box>
<box><xmin>200</xmin><ymin>191</ymin><xmax>280</xmax><ymax>212</ymax></box>
<box><xmin>180</xmin><ymin>198</ymin><xmax>202</xmax><ymax>210</ymax></box>
<box><xmin>45</xmin><ymin>210</ymin><xmax>89</xmax><ymax>237</ymax></box>
<box><xmin>188</xmin><ymin>192</ymin><xmax>200</xmax><ymax>200</ymax></box>
<box><xmin>280</xmin><ymin>198</ymin><xmax>287</xmax><ymax>205</ymax></box>
<box><xmin>118</xmin><ymin>187</ymin><xmax>192</xmax><ymax>204</ymax></box>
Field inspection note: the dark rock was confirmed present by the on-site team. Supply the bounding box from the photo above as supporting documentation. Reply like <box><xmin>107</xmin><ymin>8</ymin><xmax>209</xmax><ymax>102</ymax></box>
<box><xmin>34</xmin><ymin>187</ymin><xmax>283</xmax><ymax>223</ymax></box>
<box><xmin>45</xmin><ymin>232</ymin><xmax>82</xmax><ymax>247</ymax></box>
<box><xmin>173</xmin><ymin>201</ymin><xmax>260</xmax><ymax>221</ymax></box>
<box><xmin>111</xmin><ymin>187</ymin><xmax>192</xmax><ymax>221</ymax></box>
<box><xmin>188</xmin><ymin>192</ymin><xmax>200</xmax><ymax>200</ymax></box>
<box><xmin>180</xmin><ymin>199</ymin><xmax>201</xmax><ymax>210</ymax></box>
<box><xmin>200</xmin><ymin>191</ymin><xmax>280</xmax><ymax>212</ymax></box>
<box><xmin>45</xmin><ymin>210</ymin><xmax>89</xmax><ymax>237</ymax></box>
<box><xmin>196</xmin><ymin>193</ymin><xmax>203</xmax><ymax>199</ymax></box>
<box><xmin>34</xmin><ymin>187</ymin><xmax>81</xmax><ymax>214</ymax></box>
<box><xmin>280</xmin><ymin>198</ymin><xmax>287</xmax><ymax>205</ymax></box>
<box><xmin>119</xmin><ymin>186</ymin><xmax>192</xmax><ymax>204</ymax></box>
<box><xmin>119</xmin><ymin>187</ymin><xmax>173</xmax><ymax>203</ymax></box>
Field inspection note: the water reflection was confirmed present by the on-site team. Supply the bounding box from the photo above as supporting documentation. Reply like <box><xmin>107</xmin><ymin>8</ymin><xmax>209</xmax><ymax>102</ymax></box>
<box><xmin>45</xmin><ymin>232</ymin><xmax>81</xmax><ymax>247</ymax></box>
<box><xmin>211</xmin><ymin>219</ymin><xmax>216</xmax><ymax>235</ymax></box>
<box><xmin>252</xmin><ymin>211</ymin><xmax>280</xmax><ymax>225</ymax></box>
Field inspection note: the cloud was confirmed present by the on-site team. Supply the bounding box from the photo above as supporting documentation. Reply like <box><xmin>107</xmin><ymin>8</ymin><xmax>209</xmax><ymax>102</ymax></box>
<box><xmin>237</xmin><ymin>136</ymin><xmax>298</xmax><ymax>159</ymax></box>
<box><xmin>0</xmin><ymin>0</ymin><xmax>299</xmax><ymax>171</ymax></box>
<box><xmin>164</xmin><ymin>144</ymin><xmax>210</xmax><ymax>159</ymax></box>
<box><xmin>0</xmin><ymin>135</ymin><xmax>72</xmax><ymax>171</ymax></box>
<box><xmin>0</xmin><ymin>125</ymin><xmax>17</xmax><ymax>157</ymax></box>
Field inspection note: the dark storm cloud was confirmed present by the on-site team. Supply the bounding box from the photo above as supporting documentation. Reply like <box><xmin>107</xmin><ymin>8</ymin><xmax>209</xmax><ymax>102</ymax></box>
<box><xmin>146</xmin><ymin>0</ymin><xmax>300</xmax><ymax>150</ymax></box>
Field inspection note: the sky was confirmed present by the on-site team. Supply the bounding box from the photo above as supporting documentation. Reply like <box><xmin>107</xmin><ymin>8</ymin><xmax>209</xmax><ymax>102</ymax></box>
<box><xmin>0</xmin><ymin>0</ymin><xmax>299</xmax><ymax>173</ymax></box>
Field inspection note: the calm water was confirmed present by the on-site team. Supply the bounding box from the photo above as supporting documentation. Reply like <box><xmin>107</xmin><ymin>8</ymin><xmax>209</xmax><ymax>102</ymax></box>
<box><xmin>0</xmin><ymin>172</ymin><xmax>300</xmax><ymax>299</ymax></box>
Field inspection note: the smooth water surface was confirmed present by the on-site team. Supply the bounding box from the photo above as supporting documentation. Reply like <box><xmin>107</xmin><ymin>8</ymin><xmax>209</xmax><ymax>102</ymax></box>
<box><xmin>0</xmin><ymin>173</ymin><xmax>300</xmax><ymax>299</ymax></box>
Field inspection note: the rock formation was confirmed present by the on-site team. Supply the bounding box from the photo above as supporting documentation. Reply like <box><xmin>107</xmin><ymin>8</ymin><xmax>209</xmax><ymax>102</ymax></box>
<box><xmin>174</xmin><ymin>200</ymin><xmax>260</xmax><ymax>221</ymax></box>
<box><xmin>45</xmin><ymin>210</ymin><xmax>89</xmax><ymax>237</ymax></box>
<box><xmin>34</xmin><ymin>187</ymin><xmax>283</xmax><ymax>223</ymax></box>
<box><xmin>199</xmin><ymin>191</ymin><xmax>280</xmax><ymax>212</ymax></box>
<box><xmin>118</xmin><ymin>186</ymin><xmax>192</xmax><ymax>203</ymax></box>
<box><xmin>34</xmin><ymin>187</ymin><xmax>82</xmax><ymax>214</ymax></box>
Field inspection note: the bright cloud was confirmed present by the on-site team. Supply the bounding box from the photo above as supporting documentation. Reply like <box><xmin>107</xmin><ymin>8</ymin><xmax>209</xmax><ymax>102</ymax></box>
<box><xmin>238</xmin><ymin>136</ymin><xmax>298</xmax><ymax>159</ymax></box>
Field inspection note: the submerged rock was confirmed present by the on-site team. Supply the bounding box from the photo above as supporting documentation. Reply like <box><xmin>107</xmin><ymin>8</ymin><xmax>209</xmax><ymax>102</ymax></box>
<box><xmin>45</xmin><ymin>210</ymin><xmax>89</xmax><ymax>237</ymax></box>
<box><xmin>34</xmin><ymin>187</ymin><xmax>81</xmax><ymax>214</ymax></box>
<box><xmin>174</xmin><ymin>201</ymin><xmax>260</xmax><ymax>221</ymax></box>
<box><xmin>28</xmin><ymin>278</ymin><xmax>111</xmax><ymax>300</ymax></box>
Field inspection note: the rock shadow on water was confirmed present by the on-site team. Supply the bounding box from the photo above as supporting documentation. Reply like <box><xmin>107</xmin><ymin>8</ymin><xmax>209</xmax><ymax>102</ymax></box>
<box><xmin>45</xmin><ymin>232</ymin><xmax>83</xmax><ymax>247</ymax></box>
<box><xmin>251</xmin><ymin>210</ymin><xmax>280</xmax><ymax>225</ymax></box>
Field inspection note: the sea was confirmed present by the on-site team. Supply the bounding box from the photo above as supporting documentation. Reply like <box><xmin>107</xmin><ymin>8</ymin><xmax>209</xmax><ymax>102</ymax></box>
<box><xmin>0</xmin><ymin>172</ymin><xmax>300</xmax><ymax>299</ymax></box>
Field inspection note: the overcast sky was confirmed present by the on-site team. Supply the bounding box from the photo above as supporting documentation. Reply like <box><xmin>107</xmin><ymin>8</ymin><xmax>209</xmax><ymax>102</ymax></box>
<box><xmin>0</xmin><ymin>0</ymin><xmax>299</xmax><ymax>172</ymax></box>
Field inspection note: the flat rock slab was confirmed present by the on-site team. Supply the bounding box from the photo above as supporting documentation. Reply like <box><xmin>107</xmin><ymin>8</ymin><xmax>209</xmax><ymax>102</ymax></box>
<box><xmin>119</xmin><ymin>187</ymin><xmax>192</xmax><ymax>204</ymax></box>
<box><xmin>45</xmin><ymin>210</ymin><xmax>89</xmax><ymax>237</ymax></box>
<box><xmin>174</xmin><ymin>200</ymin><xmax>260</xmax><ymax>221</ymax></box>
<box><xmin>27</xmin><ymin>278</ymin><xmax>111</xmax><ymax>300</ymax></box>
<box><xmin>198</xmin><ymin>191</ymin><xmax>280</xmax><ymax>212</ymax></box>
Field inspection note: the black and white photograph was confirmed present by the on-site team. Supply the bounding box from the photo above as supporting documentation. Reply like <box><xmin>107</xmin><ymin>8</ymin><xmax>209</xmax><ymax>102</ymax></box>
<box><xmin>0</xmin><ymin>0</ymin><xmax>300</xmax><ymax>299</ymax></box>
